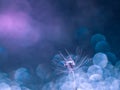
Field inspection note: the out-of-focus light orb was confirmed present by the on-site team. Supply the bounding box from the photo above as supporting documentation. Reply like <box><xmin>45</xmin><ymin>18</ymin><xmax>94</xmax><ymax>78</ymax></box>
<box><xmin>115</xmin><ymin>61</ymin><xmax>120</xmax><ymax>76</ymax></box>
<box><xmin>106</xmin><ymin>52</ymin><xmax>117</xmax><ymax>65</ymax></box>
<box><xmin>103</xmin><ymin>68</ymin><xmax>112</xmax><ymax>78</ymax></box>
<box><xmin>106</xmin><ymin>62</ymin><xmax>114</xmax><ymax>70</ymax></box>
<box><xmin>115</xmin><ymin>61</ymin><xmax>120</xmax><ymax>69</ymax></box>
<box><xmin>110</xmin><ymin>79</ymin><xmax>120</xmax><ymax>90</ymax></box>
<box><xmin>14</xmin><ymin>68</ymin><xmax>31</xmax><ymax>83</ymax></box>
<box><xmin>75</xmin><ymin>73</ymin><xmax>88</xmax><ymax>84</ymax></box>
<box><xmin>36</xmin><ymin>64</ymin><xmax>50</xmax><ymax>81</ymax></box>
<box><xmin>0</xmin><ymin>83</ymin><xmax>11</xmax><ymax>90</ymax></box>
<box><xmin>87</xmin><ymin>65</ymin><xmax>103</xmax><ymax>77</ymax></box>
<box><xmin>105</xmin><ymin>77</ymin><xmax>120</xmax><ymax>90</ymax></box>
<box><xmin>91</xmin><ymin>34</ymin><xmax>106</xmax><ymax>47</ymax></box>
<box><xmin>95</xmin><ymin>41</ymin><xmax>110</xmax><ymax>52</ymax></box>
<box><xmin>0</xmin><ymin>73</ymin><xmax>8</xmax><ymax>79</ymax></box>
<box><xmin>93</xmin><ymin>53</ymin><xmax>108</xmax><ymax>68</ymax></box>
<box><xmin>89</xmin><ymin>74</ymin><xmax>102</xmax><ymax>81</ymax></box>
<box><xmin>0</xmin><ymin>73</ymin><xmax>11</xmax><ymax>84</ymax></box>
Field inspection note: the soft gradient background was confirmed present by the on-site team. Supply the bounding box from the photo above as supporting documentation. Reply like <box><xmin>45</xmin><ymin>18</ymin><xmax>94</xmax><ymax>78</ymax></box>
<box><xmin>0</xmin><ymin>0</ymin><xmax>119</xmax><ymax>85</ymax></box>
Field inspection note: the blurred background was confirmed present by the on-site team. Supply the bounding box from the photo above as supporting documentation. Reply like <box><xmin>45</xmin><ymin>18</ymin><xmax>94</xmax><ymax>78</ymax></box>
<box><xmin>0</xmin><ymin>0</ymin><xmax>119</xmax><ymax>75</ymax></box>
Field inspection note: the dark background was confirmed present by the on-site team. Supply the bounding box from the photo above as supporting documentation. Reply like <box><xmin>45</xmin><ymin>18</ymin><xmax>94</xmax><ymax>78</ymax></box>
<box><xmin>0</xmin><ymin>0</ymin><xmax>120</xmax><ymax>73</ymax></box>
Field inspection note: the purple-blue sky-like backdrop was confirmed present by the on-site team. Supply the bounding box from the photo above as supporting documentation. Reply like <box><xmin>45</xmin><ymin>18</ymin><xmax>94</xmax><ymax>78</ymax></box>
<box><xmin>0</xmin><ymin>0</ymin><xmax>119</xmax><ymax>72</ymax></box>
